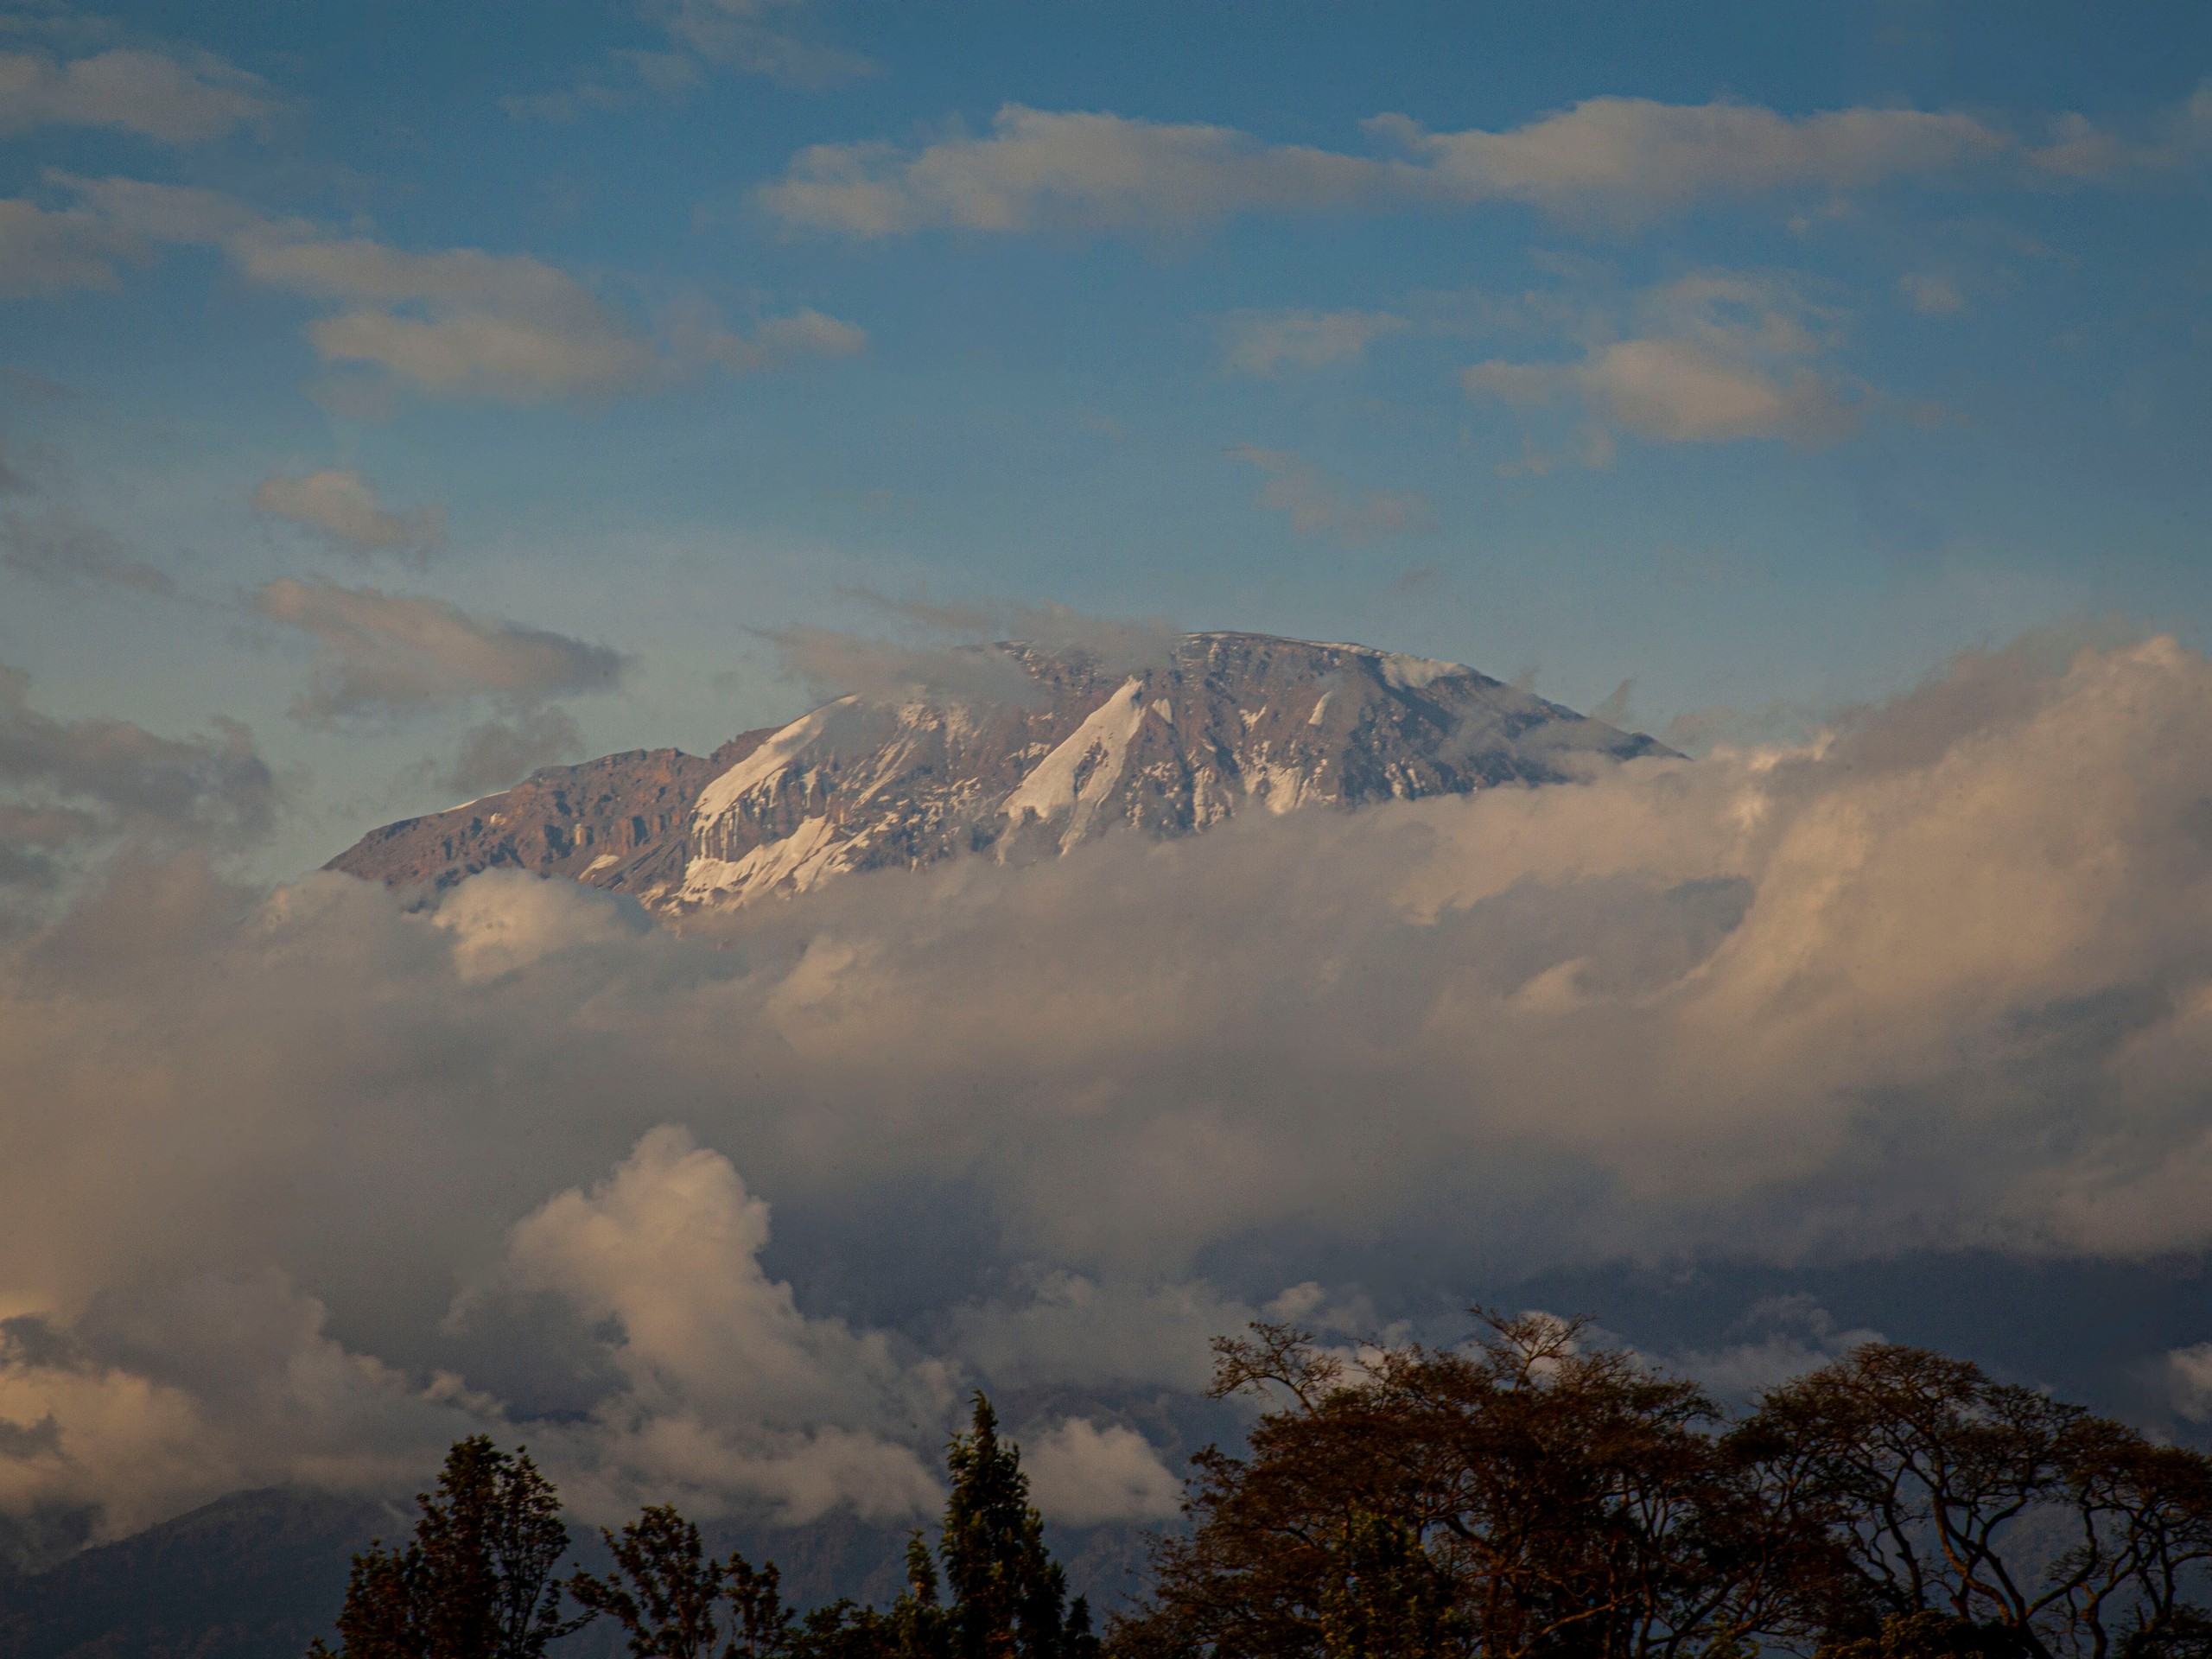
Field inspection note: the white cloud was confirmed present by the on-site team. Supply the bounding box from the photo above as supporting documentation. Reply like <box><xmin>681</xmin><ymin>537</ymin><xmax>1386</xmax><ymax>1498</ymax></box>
<box><xmin>1229</xmin><ymin>445</ymin><xmax>1436</xmax><ymax>544</ymax></box>
<box><xmin>49</xmin><ymin>177</ymin><xmax>867</xmax><ymax>405</ymax></box>
<box><xmin>1018</xmin><ymin>1418</ymin><xmax>1180</xmax><ymax>1525</ymax></box>
<box><xmin>2027</xmin><ymin>79</ymin><xmax>2212</xmax><ymax>180</ymax></box>
<box><xmin>1657</xmin><ymin>1296</ymin><xmax>1883</xmax><ymax>1399</ymax></box>
<box><xmin>1377</xmin><ymin>98</ymin><xmax>2006</xmax><ymax>226</ymax></box>
<box><xmin>758</xmin><ymin>105</ymin><xmax>1388</xmax><ymax>237</ymax></box>
<box><xmin>758</xmin><ymin>96</ymin><xmax>2012</xmax><ymax>238</ymax></box>
<box><xmin>1464</xmin><ymin>271</ymin><xmax>1869</xmax><ymax>462</ymax></box>
<box><xmin>251</xmin><ymin>576</ymin><xmax>626</xmax><ymax>721</ymax></box>
<box><xmin>469</xmin><ymin>1125</ymin><xmax>950</xmax><ymax>1522</ymax></box>
<box><xmin>0</xmin><ymin>199</ymin><xmax>137</xmax><ymax>298</ymax></box>
<box><xmin>0</xmin><ymin>48</ymin><xmax>275</xmax><ymax>144</ymax></box>
<box><xmin>505</xmin><ymin>0</ymin><xmax>870</xmax><ymax>123</ymax></box>
<box><xmin>1219</xmin><ymin>308</ymin><xmax>1408</xmax><ymax>376</ymax></box>
<box><xmin>0</xmin><ymin>1274</ymin><xmax>476</xmax><ymax>1554</ymax></box>
<box><xmin>253</xmin><ymin>470</ymin><xmax>445</xmax><ymax>563</ymax></box>
<box><xmin>2167</xmin><ymin>1342</ymin><xmax>2212</xmax><ymax>1421</ymax></box>
<box><xmin>655</xmin><ymin>0</ymin><xmax>877</xmax><ymax>89</ymax></box>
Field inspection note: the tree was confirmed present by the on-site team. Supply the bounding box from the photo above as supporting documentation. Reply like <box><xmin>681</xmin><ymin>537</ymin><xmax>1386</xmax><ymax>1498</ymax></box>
<box><xmin>318</xmin><ymin>1402</ymin><xmax>1099</xmax><ymax>1659</ymax></box>
<box><xmin>308</xmin><ymin>1436</ymin><xmax>582</xmax><ymax>1659</ymax></box>
<box><xmin>1112</xmin><ymin>1319</ymin><xmax>2212</xmax><ymax>1659</ymax></box>
<box><xmin>1748</xmin><ymin>1344</ymin><xmax>2212</xmax><ymax>1659</ymax></box>
<box><xmin>569</xmin><ymin>1505</ymin><xmax>749</xmax><ymax>1659</ymax></box>
<box><xmin>941</xmin><ymin>1393</ymin><xmax>1090</xmax><ymax>1659</ymax></box>
<box><xmin>1112</xmin><ymin>1312</ymin><xmax>1839</xmax><ymax>1659</ymax></box>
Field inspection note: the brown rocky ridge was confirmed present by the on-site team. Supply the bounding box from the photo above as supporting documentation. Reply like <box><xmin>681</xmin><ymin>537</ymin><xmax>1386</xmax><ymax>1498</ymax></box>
<box><xmin>325</xmin><ymin>632</ymin><xmax>1668</xmax><ymax>914</ymax></box>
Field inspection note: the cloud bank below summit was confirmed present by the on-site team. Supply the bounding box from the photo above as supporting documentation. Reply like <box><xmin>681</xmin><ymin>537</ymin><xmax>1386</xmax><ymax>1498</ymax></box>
<box><xmin>11</xmin><ymin>633</ymin><xmax>2212</xmax><ymax>1549</ymax></box>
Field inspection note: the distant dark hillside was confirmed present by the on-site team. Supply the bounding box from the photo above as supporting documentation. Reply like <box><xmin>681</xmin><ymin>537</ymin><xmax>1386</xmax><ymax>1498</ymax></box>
<box><xmin>0</xmin><ymin>1486</ymin><xmax>392</xmax><ymax>1659</ymax></box>
<box><xmin>0</xmin><ymin>1488</ymin><xmax>1149</xmax><ymax>1659</ymax></box>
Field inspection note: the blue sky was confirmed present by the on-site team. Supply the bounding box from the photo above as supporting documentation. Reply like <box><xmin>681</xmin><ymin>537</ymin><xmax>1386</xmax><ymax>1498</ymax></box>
<box><xmin>3</xmin><ymin>0</ymin><xmax>2209</xmax><ymax>875</ymax></box>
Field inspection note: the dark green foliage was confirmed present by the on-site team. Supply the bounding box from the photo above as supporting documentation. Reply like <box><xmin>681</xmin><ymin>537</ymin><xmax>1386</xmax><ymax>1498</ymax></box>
<box><xmin>308</xmin><ymin>1436</ymin><xmax>582</xmax><ymax>1659</ymax></box>
<box><xmin>310</xmin><ymin>1399</ymin><xmax>1098</xmax><ymax>1659</ymax></box>
<box><xmin>941</xmin><ymin>1394</ymin><xmax>1082</xmax><ymax>1659</ymax></box>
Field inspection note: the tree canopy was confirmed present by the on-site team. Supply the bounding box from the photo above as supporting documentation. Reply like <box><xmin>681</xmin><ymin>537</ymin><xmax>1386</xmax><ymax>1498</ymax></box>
<box><xmin>311</xmin><ymin>1328</ymin><xmax>2212</xmax><ymax>1659</ymax></box>
<box><xmin>311</xmin><ymin>1397</ymin><xmax>1097</xmax><ymax>1659</ymax></box>
<box><xmin>1111</xmin><ymin>1313</ymin><xmax>2212</xmax><ymax>1659</ymax></box>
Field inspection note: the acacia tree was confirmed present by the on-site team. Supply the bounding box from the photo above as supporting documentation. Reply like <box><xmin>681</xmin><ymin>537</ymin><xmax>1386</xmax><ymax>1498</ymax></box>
<box><xmin>309</xmin><ymin>1436</ymin><xmax>582</xmax><ymax>1659</ymax></box>
<box><xmin>1114</xmin><ymin>1311</ymin><xmax>1839</xmax><ymax>1659</ymax></box>
<box><xmin>1745</xmin><ymin>1344</ymin><xmax>2212</xmax><ymax>1659</ymax></box>
<box><xmin>1112</xmin><ymin>1319</ymin><xmax>2212</xmax><ymax>1659</ymax></box>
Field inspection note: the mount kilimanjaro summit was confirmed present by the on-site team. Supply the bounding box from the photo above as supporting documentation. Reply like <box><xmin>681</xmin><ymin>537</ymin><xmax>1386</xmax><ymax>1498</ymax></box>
<box><xmin>327</xmin><ymin>632</ymin><xmax>1668</xmax><ymax>914</ymax></box>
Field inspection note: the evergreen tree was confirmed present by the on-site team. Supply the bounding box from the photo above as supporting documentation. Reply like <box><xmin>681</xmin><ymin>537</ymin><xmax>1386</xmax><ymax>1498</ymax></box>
<box><xmin>308</xmin><ymin>1437</ymin><xmax>581</xmax><ymax>1659</ymax></box>
<box><xmin>940</xmin><ymin>1394</ymin><xmax>1074</xmax><ymax>1659</ymax></box>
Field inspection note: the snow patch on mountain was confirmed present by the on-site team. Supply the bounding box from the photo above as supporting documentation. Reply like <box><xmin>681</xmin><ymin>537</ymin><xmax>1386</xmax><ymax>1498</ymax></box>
<box><xmin>1001</xmin><ymin>677</ymin><xmax>1147</xmax><ymax>846</ymax></box>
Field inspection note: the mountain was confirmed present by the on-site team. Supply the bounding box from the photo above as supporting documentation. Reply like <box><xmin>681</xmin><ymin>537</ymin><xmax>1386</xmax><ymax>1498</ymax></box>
<box><xmin>0</xmin><ymin>1485</ymin><xmax>1142</xmax><ymax>1659</ymax></box>
<box><xmin>327</xmin><ymin>632</ymin><xmax>1664</xmax><ymax>912</ymax></box>
<box><xmin>0</xmin><ymin>1486</ymin><xmax>394</xmax><ymax>1659</ymax></box>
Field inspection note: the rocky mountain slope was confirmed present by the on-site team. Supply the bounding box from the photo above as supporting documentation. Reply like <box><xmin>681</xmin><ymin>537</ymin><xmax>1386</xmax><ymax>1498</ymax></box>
<box><xmin>327</xmin><ymin>632</ymin><xmax>1665</xmax><ymax>912</ymax></box>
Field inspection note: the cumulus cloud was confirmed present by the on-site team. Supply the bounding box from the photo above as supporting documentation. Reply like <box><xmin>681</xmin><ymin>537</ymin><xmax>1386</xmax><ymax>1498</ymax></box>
<box><xmin>757</xmin><ymin>97</ymin><xmax>2011</xmax><ymax>238</ymax></box>
<box><xmin>22</xmin><ymin>636</ymin><xmax>2212</xmax><ymax>1542</ymax></box>
<box><xmin>1656</xmin><ymin>1296</ymin><xmax>1883</xmax><ymax>1400</ymax></box>
<box><xmin>49</xmin><ymin>176</ymin><xmax>867</xmax><ymax>405</ymax></box>
<box><xmin>1229</xmin><ymin>445</ymin><xmax>1435</xmax><ymax>544</ymax></box>
<box><xmin>0</xmin><ymin>1274</ymin><xmax>474</xmax><ymax>1562</ymax></box>
<box><xmin>254</xmin><ymin>469</ymin><xmax>446</xmax><ymax>563</ymax></box>
<box><xmin>0</xmin><ymin>48</ymin><xmax>276</xmax><ymax>144</ymax></box>
<box><xmin>2167</xmin><ymin>1341</ymin><xmax>2212</xmax><ymax>1421</ymax></box>
<box><xmin>1465</xmin><ymin>271</ymin><xmax>1871</xmax><ymax>464</ymax></box>
<box><xmin>251</xmin><ymin>576</ymin><xmax>625</xmax><ymax>721</ymax></box>
<box><xmin>1219</xmin><ymin>308</ymin><xmax>1408</xmax><ymax>376</ymax></box>
<box><xmin>1018</xmin><ymin>1418</ymin><xmax>1180</xmax><ymax>1525</ymax></box>
<box><xmin>461</xmin><ymin>1126</ymin><xmax>948</xmax><ymax>1524</ymax></box>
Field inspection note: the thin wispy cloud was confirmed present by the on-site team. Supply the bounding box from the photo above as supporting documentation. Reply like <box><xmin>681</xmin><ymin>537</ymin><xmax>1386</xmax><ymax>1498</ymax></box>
<box><xmin>0</xmin><ymin>47</ymin><xmax>276</xmax><ymax>144</ymax></box>
<box><xmin>254</xmin><ymin>470</ymin><xmax>446</xmax><ymax>564</ymax></box>
<box><xmin>758</xmin><ymin>96</ymin><xmax>2014</xmax><ymax>238</ymax></box>
<box><xmin>1230</xmin><ymin>444</ymin><xmax>1436</xmax><ymax>543</ymax></box>
<box><xmin>41</xmin><ymin>176</ymin><xmax>868</xmax><ymax>405</ymax></box>
<box><xmin>251</xmin><ymin>577</ymin><xmax>626</xmax><ymax>721</ymax></box>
